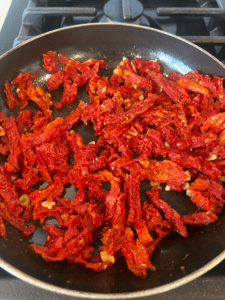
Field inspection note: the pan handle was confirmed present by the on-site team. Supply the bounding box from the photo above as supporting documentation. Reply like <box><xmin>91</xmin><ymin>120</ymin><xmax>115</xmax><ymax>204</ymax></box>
<box><xmin>182</xmin><ymin>36</ymin><xmax>225</xmax><ymax>46</ymax></box>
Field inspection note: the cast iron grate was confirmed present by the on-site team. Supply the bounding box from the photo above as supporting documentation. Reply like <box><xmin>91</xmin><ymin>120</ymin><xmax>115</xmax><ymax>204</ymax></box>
<box><xmin>13</xmin><ymin>0</ymin><xmax>225</xmax><ymax>61</ymax></box>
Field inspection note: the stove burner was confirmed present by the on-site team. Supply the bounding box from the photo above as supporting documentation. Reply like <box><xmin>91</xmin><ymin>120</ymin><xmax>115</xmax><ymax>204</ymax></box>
<box><xmin>91</xmin><ymin>0</ymin><xmax>161</xmax><ymax>29</ymax></box>
<box><xmin>103</xmin><ymin>0</ymin><xmax>143</xmax><ymax>23</ymax></box>
<box><xmin>90</xmin><ymin>13</ymin><xmax>161</xmax><ymax>30</ymax></box>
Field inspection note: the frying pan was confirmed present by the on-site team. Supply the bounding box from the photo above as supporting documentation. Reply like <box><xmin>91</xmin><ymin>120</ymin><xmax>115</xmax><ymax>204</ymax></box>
<box><xmin>0</xmin><ymin>23</ymin><xmax>225</xmax><ymax>299</ymax></box>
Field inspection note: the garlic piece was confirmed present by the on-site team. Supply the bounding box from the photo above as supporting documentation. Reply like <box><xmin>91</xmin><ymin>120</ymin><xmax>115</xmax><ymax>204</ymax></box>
<box><xmin>186</xmin><ymin>189</ymin><xmax>192</xmax><ymax>197</ymax></box>
<box><xmin>165</xmin><ymin>185</ymin><xmax>171</xmax><ymax>191</ymax></box>
<box><xmin>184</xmin><ymin>170</ymin><xmax>191</xmax><ymax>181</ymax></box>
<box><xmin>150</xmin><ymin>181</ymin><xmax>159</xmax><ymax>187</ymax></box>
<box><xmin>19</xmin><ymin>194</ymin><xmax>30</xmax><ymax>207</ymax></box>
<box><xmin>100</xmin><ymin>251</ymin><xmax>115</xmax><ymax>264</ymax></box>
<box><xmin>164</xmin><ymin>141</ymin><xmax>170</xmax><ymax>148</ymax></box>
<box><xmin>184</xmin><ymin>182</ymin><xmax>190</xmax><ymax>190</ymax></box>
<box><xmin>41</xmin><ymin>201</ymin><xmax>56</xmax><ymax>209</ymax></box>
<box><xmin>0</xmin><ymin>126</ymin><xmax>5</xmax><ymax>136</ymax></box>
<box><xmin>139</xmin><ymin>95</ymin><xmax>144</xmax><ymax>101</ymax></box>
<box><xmin>206</xmin><ymin>154</ymin><xmax>217</xmax><ymax>161</ymax></box>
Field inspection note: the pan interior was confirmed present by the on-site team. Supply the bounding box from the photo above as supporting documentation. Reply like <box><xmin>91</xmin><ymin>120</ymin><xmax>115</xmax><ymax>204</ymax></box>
<box><xmin>0</xmin><ymin>24</ymin><xmax>225</xmax><ymax>295</ymax></box>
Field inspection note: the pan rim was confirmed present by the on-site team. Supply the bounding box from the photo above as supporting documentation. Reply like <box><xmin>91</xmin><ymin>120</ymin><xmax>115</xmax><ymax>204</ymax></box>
<box><xmin>0</xmin><ymin>250</ymin><xmax>225</xmax><ymax>299</ymax></box>
<box><xmin>2</xmin><ymin>22</ymin><xmax>225</xmax><ymax>70</ymax></box>
<box><xmin>0</xmin><ymin>23</ymin><xmax>225</xmax><ymax>298</ymax></box>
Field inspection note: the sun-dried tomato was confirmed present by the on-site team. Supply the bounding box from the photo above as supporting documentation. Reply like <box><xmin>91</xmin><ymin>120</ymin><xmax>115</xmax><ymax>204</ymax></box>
<box><xmin>60</xmin><ymin>104</ymin><xmax>82</xmax><ymax>132</ymax></box>
<box><xmin>145</xmin><ymin>160</ymin><xmax>189</xmax><ymax>191</ymax></box>
<box><xmin>15</xmin><ymin>83</ymin><xmax>30</xmax><ymax>109</ymax></box>
<box><xmin>11</xmin><ymin>72</ymin><xmax>39</xmax><ymax>85</ymax></box>
<box><xmin>186</xmin><ymin>177</ymin><xmax>223</xmax><ymax>213</ymax></box>
<box><xmin>0</xmin><ymin>167</ymin><xmax>18</xmax><ymax>211</ymax></box>
<box><xmin>122</xmin><ymin>235</ymin><xmax>155</xmax><ymax>278</ymax></box>
<box><xmin>1</xmin><ymin>55</ymin><xmax>224</xmax><ymax>278</ymax></box>
<box><xmin>16</xmin><ymin>110</ymin><xmax>33</xmax><ymax>134</ymax></box>
<box><xmin>164</xmin><ymin>147</ymin><xmax>221</xmax><ymax>180</ymax></box>
<box><xmin>0</xmin><ymin>215</ymin><xmax>6</xmax><ymax>238</ymax></box>
<box><xmin>26</xmin><ymin>81</ymin><xmax>53</xmax><ymax>118</ymax></box>
<box><xmin>142</xmin><ymin>202</ymin><xmax>162</xmax><ymax>231</ymax></box>
<box><xmin>181</xmin><ymin>211</ymin><xmax>218</xmax><ymax>225</ymax></box>
<box><xmin>4</xmin><ymin>82</ymin><xmax>19</xmax><ymax>111</ymax></box>
<box><xmin>184</xmin><ymin>71</ymin><xmax>218</xmax><ymax>98</ymax></box>
<box><xmin>0</xmin><ymin>199</ymin><xmax>35</xmax><ymax>236</ymax></box>
<box><xmin>24</xmin><ymin>117</ymin><xmax>64</xmax><ymax>148</ymax></box>
<box><xmin>168</xmin><ymin>71</ymin><xmax>182</xmax><ymax>81</ymax></box>
<box><xmin>69</xmin><ymin>142</ymin><xmax>99</xmax><ymax>188</ymax></box>
<box><xmin>177</xmin><ymin>78</ymin><xmax>209</xmax><ymax>96</ymax></box>
<box><xmin>87</xmin><ymin>186</ymin><xmax>109</xmax><ymax>203</ymax></box>
<box><xmin>14</xmin><ymin>166</ymin><xmax>39</xmax><ymax>195</ymax></box>
<box><xmin>46</xmin><ymin>71</ymin><xmax>66</xmax><ymax>91</ymax></box>
<box><xmin>43</xmin><ymin>51</ymin><xmax>59</xmax><ymax>74</ymax></box>
<box><xmin>131</xmin><ymin>59</ymin><xmax>160</xmax><ymax>73</ymax></box>
<box><xmin>114</xmin><ymin>59</ymin><xmax>153</xmax><ymax>93</ymax></box>
<box><xmin>2</xmin><ymin>116</ymin><xmax>20</xmax><ymax>172</ymax></box>
<box><xmin>159</xmin><ymin>126</ymin><xmax>189</xmax><ymax>150</ymax></box>
<box><xmin>173</xmin><ymin>103</ymin><xmax>190</xmax><ymax>139</ymax></box>
<box><xmin>147</xmin><ymin>187</ymin><xmax>188</xmax><ymax>237</ymax></box>
<box><xmin>144</xmin><ymin>70</ymin><xmax>190</xmax><ymax>103</ymax></box>
<box><xmin>55</xmin><ymin>82</ymin><xmax>78</xmax><ymax>109</ymax></box>
<box><xmin>213</xmin><ymin>77</ymin><xmax>225</xmax><ymax>109</ymax></box>
<box><xmin>201</xmin><ymin>112</ymin><xmax>225</xmax><ymax>134</ymax></box>
<box><xmin>86</xmin><ymin>170</ymin><xmax>121</xmax><ymax>220</ymax></box>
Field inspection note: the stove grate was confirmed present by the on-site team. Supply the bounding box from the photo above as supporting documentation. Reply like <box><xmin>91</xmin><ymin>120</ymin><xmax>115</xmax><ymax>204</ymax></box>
<box><xmin>13</xmin><ymin>0</ymin><xmax>225</xmax><ymax>61</ymax></box>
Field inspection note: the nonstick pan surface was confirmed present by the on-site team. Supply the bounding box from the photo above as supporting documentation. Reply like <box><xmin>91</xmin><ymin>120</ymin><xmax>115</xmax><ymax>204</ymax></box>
<box><xmin>0</xmin><ymin>24</ymin><xmax>225</xmax><ymax>299</ymax></box>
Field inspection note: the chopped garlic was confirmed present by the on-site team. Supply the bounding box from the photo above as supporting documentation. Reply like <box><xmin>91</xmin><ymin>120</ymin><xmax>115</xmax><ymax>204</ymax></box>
<box><xmin>19</xmin><ymin>194</ymin><xmax>30</xmax><ymax>207</ymax></box>
<box><xmin>150</xmin><ymin>181</ymin><xmax>160</xmax><ymax>187</ymax></box>
<box><xmin>139</xmin><ymin>159</ymin><xmax>149</xmax><ymax>168</ymax></box>
<box><xmin>165</xmin><ymin>185</ymin><xmax>170</xmax><ymax>191</ymax></box>
<box><xmin>41</xmin><ymin>201</ymin><xmax>56</xmax><ymax>209</ymax></box>
<box><xmin>131</xmin><ymin>61</ymin><xmax>137</xmax><ymax>72</ymax></box>
<box><xmin>88</xmin><ymin>141</ymin><xmax>96</xmax><ymax>145</ymax></box>
<box><xmin>164</xmin><ymin>141</ymin><xmax>170</xmax><ymax>148</ymax></box>
<box><xmin>186</xmin><ymin>189</ymin><xmax>192</xmax><ymax>197</ymax></box>
<box><xmin>0</xmin><ymin>126</ymin><xmax>5</xmax><ymax>136</ymax></box>
<box><xmin>139</xmin><ymin>95</ymin><xmax>144</xmax><ymax>101</ymax></box>
<box><xmin>184</xmin><ymin>170</ymin><xmax>191</xmax><ymax>181</ymax></box>
<box><xmin>184</xmin><ymin>182</ymin><xmax>190</xmax><ymax>190</ymax></box>
<box><xmin>206</xmin><ymin>154</ymin><xmax>217</xmax><ymax>161</ymax></box>
<box><xmin>129</xmin><ymin>130</ymin><xmax>138</xmax><ymax>136</ymax></box>
<box><xmin>100</xmin><ymin>251</ymin><xmax>115</xmax><ymax>263</ymax></box>
<box><xmin>150</xmin><ymin>181</ymin><xmax>162</xmax><ymax>189</ymax></box>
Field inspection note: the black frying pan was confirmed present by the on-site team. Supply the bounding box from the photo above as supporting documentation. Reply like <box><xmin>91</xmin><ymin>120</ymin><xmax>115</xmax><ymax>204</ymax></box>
<box><xmin>0</xmin><ymin>24</ymin><xmax>225</xmax><ymax>299</ymax></box>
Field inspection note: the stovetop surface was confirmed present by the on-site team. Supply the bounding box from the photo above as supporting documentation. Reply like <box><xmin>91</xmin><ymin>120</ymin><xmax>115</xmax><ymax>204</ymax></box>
<box><xmin>0</xmin><ymin>0</ymin><xmax>224</xmax><ymax>299</ymax></box>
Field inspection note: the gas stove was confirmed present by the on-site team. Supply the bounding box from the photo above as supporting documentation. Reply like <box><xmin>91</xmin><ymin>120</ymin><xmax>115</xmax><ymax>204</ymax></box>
<box><xmin>0</xmin><ymin>0</ymin><xmax>225</xmax><ymax>299</ymax></box>
<box><xmin>13</xmin><ymin>0</ymin><xmax>225</xmax><ymax>63</ymax></box>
